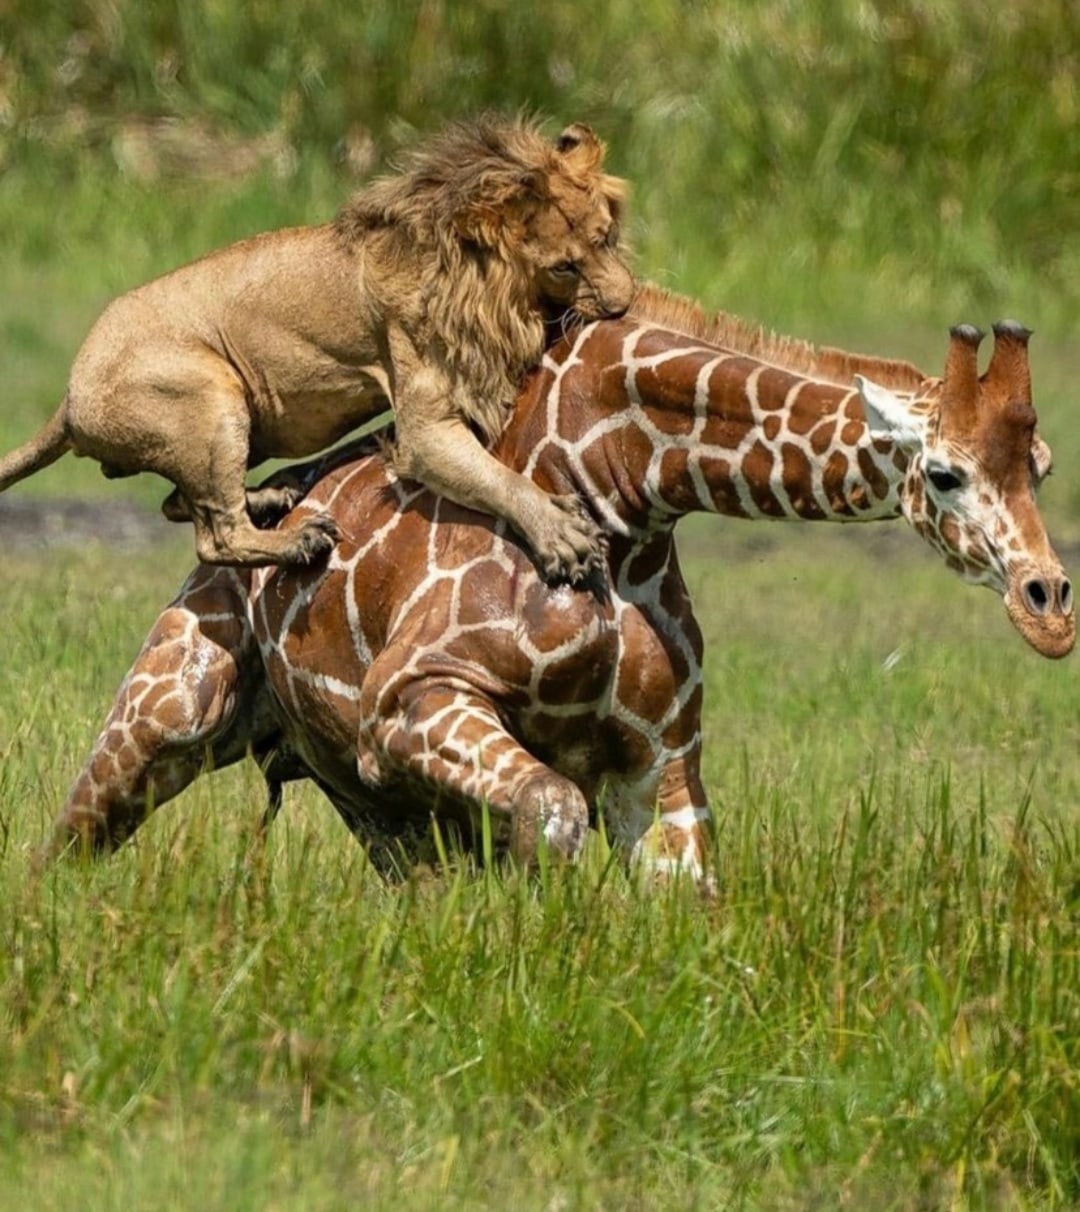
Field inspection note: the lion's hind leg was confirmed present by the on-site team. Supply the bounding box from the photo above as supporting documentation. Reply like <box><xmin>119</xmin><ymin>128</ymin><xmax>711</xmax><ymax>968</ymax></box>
<box><xmin>243</xmin><ymin>481</ymin><xmax>307</xmax><ymax>526</ymax></box>
<box><xmin>71</xmin><ymin>345</ymin><xmax>336</xmax><ymax>568</ymax></box>
<box><xmin>161</xmin><ymin>480</ymin><xmax>306</xmax><ymax>529</ymax></box>
<box><xmin>184</xmin><ymin>489</ymin><xmax>339</xmax><ymax>567</ymax></box>
<box><xmin>155</xmin><ymin>393</ymin><xmax>337</xmax><ymax>567</ymax></box>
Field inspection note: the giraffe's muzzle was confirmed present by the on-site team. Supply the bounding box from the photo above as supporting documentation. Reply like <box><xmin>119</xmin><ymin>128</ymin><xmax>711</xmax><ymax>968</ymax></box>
<box><xmin>1005</xmin><ymin>568</ymin><xmax>1075</xmax><ymax>658</ymax></box>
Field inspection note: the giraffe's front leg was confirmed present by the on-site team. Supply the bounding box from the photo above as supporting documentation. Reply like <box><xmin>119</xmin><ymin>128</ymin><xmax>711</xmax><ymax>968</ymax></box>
<box><xmin>358</xmin><ymin>679</ymin><xmax>589</xmax><ymax>865</ymax></box>
<box><xmin>604</xmin><ymin>746</ymin><xmax>715</xmax><ymax>892</ymax></box>
<box><xmin>43</xmin><ymin>569</ymin><xmax>259</xmax><ymax>859</ymax></box>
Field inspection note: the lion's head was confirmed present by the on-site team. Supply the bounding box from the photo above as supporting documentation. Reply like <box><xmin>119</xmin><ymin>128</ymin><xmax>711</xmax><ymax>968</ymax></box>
<box><xmin>449</xmin><ymin>121</ymin><xmax>636</xmax><ymax>326</ymax></box>
<box><xmin>336</xmin><ymin>114</ymin><xmax>635</xmax><ymax>441</ymax></box>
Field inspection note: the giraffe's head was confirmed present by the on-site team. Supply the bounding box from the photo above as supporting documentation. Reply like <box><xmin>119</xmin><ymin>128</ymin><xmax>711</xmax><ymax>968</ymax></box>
<box><xmin>855</xmin><ymin>322</ymin><xmax>1074</xmax><ymax>659</ymax></box>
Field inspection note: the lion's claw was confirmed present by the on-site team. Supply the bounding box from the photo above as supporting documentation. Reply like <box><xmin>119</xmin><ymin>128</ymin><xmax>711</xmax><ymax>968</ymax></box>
<box><xmin>531</xmin><ymin>493</ymin><xmax>606</xmax><ymax>585</ymax></box>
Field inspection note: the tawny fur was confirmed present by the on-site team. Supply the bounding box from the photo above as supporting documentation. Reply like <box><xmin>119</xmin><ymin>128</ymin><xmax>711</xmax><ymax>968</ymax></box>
<box><xmin>0</xmin><ymin>114</ymin><xmax>634</xmax><ymax>577</ymax></box>
<box><xmin>335</xmin><ymin>118</ymin><xmax>629</xmax><ymax>444</ymax></box>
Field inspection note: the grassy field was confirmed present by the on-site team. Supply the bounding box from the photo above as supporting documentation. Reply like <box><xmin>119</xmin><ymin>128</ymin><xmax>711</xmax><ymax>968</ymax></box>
<box><xmin>0</xmin><ymin>532</ymin><xmax>1077</xmax><ymax>1210</ymax></box>
<box><xmin>2</xmin><ymin>3</ymin><xmax>1079</xmax><ymax>1208</ymax></box>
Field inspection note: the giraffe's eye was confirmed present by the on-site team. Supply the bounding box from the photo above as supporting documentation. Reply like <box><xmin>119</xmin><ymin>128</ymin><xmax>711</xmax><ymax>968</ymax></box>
<box><xmin>927</xmin><ymin>465</ymin><xmax>965</xmax><ymax>494</ymax></box>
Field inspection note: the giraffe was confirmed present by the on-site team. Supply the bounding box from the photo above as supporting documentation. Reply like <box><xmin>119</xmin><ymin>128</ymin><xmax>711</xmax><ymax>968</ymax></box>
<box><xmin>42</xmin><ymin>288</ymin><xmax>1074</xmax><ymax>885</ymax></box>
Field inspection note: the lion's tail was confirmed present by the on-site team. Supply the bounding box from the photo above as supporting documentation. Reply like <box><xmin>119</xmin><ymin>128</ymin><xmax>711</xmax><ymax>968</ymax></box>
<box><xmin>0</xmin><ymin>401</ymin><xmax>72</xmax><ymax>492</ymax></box>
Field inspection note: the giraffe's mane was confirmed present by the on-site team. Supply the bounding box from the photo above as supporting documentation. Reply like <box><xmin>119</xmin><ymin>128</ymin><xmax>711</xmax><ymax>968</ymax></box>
<box><xmin>627</xmin><ymin>284</ymin><xmax>928</xmax><ymax>392</ymax></box>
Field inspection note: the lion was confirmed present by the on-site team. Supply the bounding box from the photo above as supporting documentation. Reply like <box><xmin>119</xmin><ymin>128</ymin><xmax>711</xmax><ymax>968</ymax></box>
<box><xmin>0</xmin><ymin>115</ymin><xmax>634</xmax><ymax>579</ymax></box>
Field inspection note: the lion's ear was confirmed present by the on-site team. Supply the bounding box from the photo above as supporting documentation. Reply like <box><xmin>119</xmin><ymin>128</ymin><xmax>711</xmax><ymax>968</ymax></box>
<box><xmin>555</xmin><ymin>123</ymin><xmax>605</xmax><ymax>173</ymax></box>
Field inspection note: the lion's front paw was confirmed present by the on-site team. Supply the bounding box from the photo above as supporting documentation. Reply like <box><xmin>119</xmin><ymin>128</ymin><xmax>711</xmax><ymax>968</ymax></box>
<box><xmin>532</xmin><ymin>494</ymin><xmax>607</xmax><ymax>585</ymax></box>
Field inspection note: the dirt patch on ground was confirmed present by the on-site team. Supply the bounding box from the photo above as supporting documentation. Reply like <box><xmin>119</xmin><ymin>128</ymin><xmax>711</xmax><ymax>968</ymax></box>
<box><xmin>5</xmin><ymin>494</ymin><xmax>1078</xmax><ymax>574</ymax></box>
<box><xmin>0</xmin><ymin>496</ymin><xmax>171</xmax><ymax>551</ymax></box>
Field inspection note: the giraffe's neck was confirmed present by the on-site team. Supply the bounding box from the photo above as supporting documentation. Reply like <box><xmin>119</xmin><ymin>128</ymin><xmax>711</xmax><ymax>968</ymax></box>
<box><xmin>520</xmin><ymin>321</ymin><xmax>911</xmax><ymax>539</ymax></box>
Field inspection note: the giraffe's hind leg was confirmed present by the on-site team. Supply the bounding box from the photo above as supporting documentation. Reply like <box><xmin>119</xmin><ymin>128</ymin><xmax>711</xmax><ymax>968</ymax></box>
<box><xmin>43</xmin><ymin>568</ymin><xmax>260</xmax><ymax>859</ymax></box>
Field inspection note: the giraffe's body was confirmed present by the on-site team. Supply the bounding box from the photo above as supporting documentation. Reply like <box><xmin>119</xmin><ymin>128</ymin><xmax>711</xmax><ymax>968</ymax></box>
<box><xmin>45</xmin><ymin>291</ymin><xmax>1073</xmax><ymax>882</ymax></box>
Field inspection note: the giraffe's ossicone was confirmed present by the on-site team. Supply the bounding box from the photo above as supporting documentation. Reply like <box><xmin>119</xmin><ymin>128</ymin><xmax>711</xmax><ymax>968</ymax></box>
<box><xmin>42</xmin><ymin>289</ymin><xmax>1073</xmax><ymax>883</ymax></box>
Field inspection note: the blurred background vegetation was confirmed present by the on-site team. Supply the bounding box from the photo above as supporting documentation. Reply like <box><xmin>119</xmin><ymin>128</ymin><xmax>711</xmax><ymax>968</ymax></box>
<box><xmin>2</xmin><ymin>0</ymin><xmax>1077</xmax><ymax>317</ymax></box>
<box><xmin>0</xmin><ymin>0</ymin><xmax>1077</xmax><ymax>509</ymax></box>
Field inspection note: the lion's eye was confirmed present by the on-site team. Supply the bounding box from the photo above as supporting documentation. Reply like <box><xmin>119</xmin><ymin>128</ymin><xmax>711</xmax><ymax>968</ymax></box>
<box><xmin>549</xmin><ymin>261</ymin><xmax>579</xmax><ymax>278</ymax></box>
<box><xmin>927</xmin><ymin>465</ymin><xmax>965</xmax><ymax>493</ymax></box>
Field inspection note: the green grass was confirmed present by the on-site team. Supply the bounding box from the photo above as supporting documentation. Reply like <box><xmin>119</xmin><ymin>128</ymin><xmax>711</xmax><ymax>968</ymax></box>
<box><xmin>0</xmin><ymin>535</ymin><xmax>1077</xmax><ymax>1210</ymax></box>
<box><xmin>1</xmin><ymin>3</ymin><xmax>1079</xmax><ymax>1205</ymax></box>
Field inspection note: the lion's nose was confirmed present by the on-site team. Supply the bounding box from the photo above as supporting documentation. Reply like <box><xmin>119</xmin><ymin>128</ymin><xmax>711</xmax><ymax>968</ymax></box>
<box><xmin>604</xmin><ymin>267</ymin><xmax>637</xmax><ymax>317</ymax></box>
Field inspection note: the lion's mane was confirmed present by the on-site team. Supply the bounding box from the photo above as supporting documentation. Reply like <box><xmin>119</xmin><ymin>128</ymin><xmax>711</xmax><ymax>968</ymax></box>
<box><xmin>335</xmin><ymin>114</ymin><xmax>607</xmax><ymax>444</ymax></box>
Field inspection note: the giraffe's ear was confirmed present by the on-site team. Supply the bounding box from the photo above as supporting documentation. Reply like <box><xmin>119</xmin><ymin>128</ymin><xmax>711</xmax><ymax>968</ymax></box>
<box><xmin>855</xmin><ymin>375</ymin><xmax>925</xmax><ymax>452</ymax></box>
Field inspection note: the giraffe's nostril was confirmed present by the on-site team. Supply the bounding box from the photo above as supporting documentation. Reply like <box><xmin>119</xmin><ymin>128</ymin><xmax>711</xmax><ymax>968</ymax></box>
<box><xmin>1060</xmin><ymin>579</ymin><xmax>1074</xmax><ymax>615</ymax></box>
<box><xmin>1022</xmin><ymin>579</ymin><xmax>1051</xmax><ymax>616</ymax></box>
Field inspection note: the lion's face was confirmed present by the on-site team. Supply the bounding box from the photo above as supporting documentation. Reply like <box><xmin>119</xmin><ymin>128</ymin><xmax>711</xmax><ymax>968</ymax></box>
<box><xmin>449</xmin><ymin>123</ymin><xmax>636</xmax><ymax>328</ymax></box>
<box><xmin>519</xmin><ymin>173</ymin><xmax>636</xmax><ymax>323</ymax></box>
